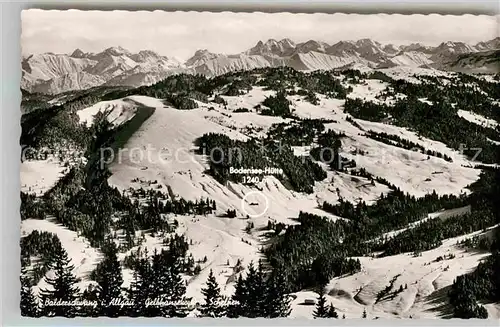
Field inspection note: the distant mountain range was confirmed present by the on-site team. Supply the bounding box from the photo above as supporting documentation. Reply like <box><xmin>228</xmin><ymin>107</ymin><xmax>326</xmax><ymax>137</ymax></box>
<box><xmin>21</xmin><ymin>37</ymin><xmax>500</xmax><ymax>94</ymax></box>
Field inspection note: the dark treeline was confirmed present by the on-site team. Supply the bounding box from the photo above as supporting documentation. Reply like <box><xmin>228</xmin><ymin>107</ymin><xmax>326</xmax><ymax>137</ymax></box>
<box><xmin>20</xmin><ymin>86</ymin><xmax>126</xmax><ymax>149</ymax></box>
<box><xmin>196</xmin><ymin>132</ymin><xmax>326</xmax><ymax>194</ymax></box>
<box><xmin>415</xmin><ymin>73</ymin><xmax>500</xmax><ymax>122</ymax></box>
<box><xmin>344</xmin><ymin>95</ymin><xmax>500</xmax><ymax>163</ymax></box>
<box><xmin>21</xmin><ymin>235</ymin><xmax>291</xmax><ymax>318</ymax></box>
<box><xmin>346</xmin><ymin>167</ymin><xmax>398</xmax><ymax>191</ymax></box>
<box><xmin>267</xmin><ymin>118</ymin><xmax>332</xmax><ymax>146</ymax></box>
<box><xmin>261</xmin><ymin>90</ymin><xmax>292</xmax><ymax>117</ymax></box>
<box><xmin>20</xmin><ymin>230</ymin><xmax>62</xmax><ymax>286</ymax></box>
<box><xmin>127</xmin><ymin>187</ymin><xmax>216</xmax><ymax>216</ymax></box>
<box><xmin>293</xmin><ymin>88</ymin><xmax>321</xmax><ymax>105</ymax></box>
<box><xmin>457</xmin><ymin>232</ymin><xmax>496</xmax><ymax>252</ymax></box>
<box><xmin>313</xmin><ymin>285</ymin><xmax>339</xmax><ymax>318</ymax></box>
<box><xmin>342</xmin><ymin>71</ymin><xmax>500</xmax><ymax>164</ymax></box>
<box><xmin>448</xmin><ymin>253</ymin><xmax>500</xmax><ymax>319</ymax></box>
<box><xmin>375</xmin><ymin>209</ymin><xmax>496</xmax><ymax>256</ymax></box>
<box><xmin>309</xmin><ymin>129</ymin><xmax>354</xmax><ymax>171</ymax></box>
<box><xmin>322</xmin><ymin>188</ymin><xmax>468</xmax><ymax>239</ymax></box>
<box><xmin>344</xmin><ymin>98</ymin><xmax>389</xmax><ymax>122</ymax></box>
<box><xmin>365</xmin><ymin>130</ymin><xmax>453</xmax><ymax>162</ymax></box>
<box><xmin>447</xmin><ymin>168</ymin><xmax>500</xmax><ymax>318</ymax></box>
<box><xmin>21</xmin><ymin>89</ymin><xmax>53</xmax><ymax>113</ymax></box>
<box><xmin>265</xmin><ymin>212</ymin><xmax>361</xmax><ymax>291</ymax></box>
<box><xmin>21</xmin><ymin>192</ymin><xmax>47</xmax><ymax>220</ymax></box>
<box><xmin>228</xmin><ymin>261</ymin><xmax>291</xmax><ymax>318</ymax></box>
<box><xmin>256</xmin><ymin>67</ymin><xmax>351</xmax><ymax>99</ymax></box>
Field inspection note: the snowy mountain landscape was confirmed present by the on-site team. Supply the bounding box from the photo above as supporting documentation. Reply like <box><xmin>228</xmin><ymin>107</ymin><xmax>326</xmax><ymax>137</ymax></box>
<box><xmin>19</xmin><ymin>10</ymin><xmax>500</xmax><ymax>321</ymax></box>
<box><xmin>22</xmin><ymin>37</ymin><xmax>500</xmax><ymax>95</ymax></box>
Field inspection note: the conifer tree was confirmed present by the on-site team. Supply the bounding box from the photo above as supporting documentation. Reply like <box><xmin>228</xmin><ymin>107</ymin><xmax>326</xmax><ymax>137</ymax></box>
<box><xmin>80</xmin><ymin>284</ymin><xmax>100</xmax><ymax>317</ymax></box>
<box><xmin>229</xmin><ymin>262</ymin><xmax>293</xmax><ymax>318</ymax></box>
<box><xmin>243</xmin><ymin>261</ymin><xmax>267</xmax><ymax>317</ymax></box>
<box><xmin>265</xmin><ymin>269</ymin><xmax>291</xmax><ymax>318</ymax></box>
<box><xmin>229</xmin><ymin>261</ymin><xmax>265</xmax><ymax>317</ymax></box>
<box><xmin>313</xmin><ymin>286</ymin><xmax>329</xmax><ymax>318</ymax></box>
<box><xmin>93</xmin><ymin>240</ymin><xmax>123</xmax><ymax>316</ymax></box>
<box><xmin>39</xmin><ymin>245</ymin><xmax>80</xmax><ymax>317</ymax></box>
<box><xmin>151</xmin><ymin>248</ymin><xmax>188</xmax><ymax>317</ymax></box>
<box><xmin>20</xmin><ymin>266</ymin><xmax>38</xmax><ymax>317</ymax></box>
<box><xmin>127</xmin><ymin>252</ymin><xmax>153</xmax><ymax>317</ymax></box>
<box><xmin>362</xmin><ymin>308</ymin><xmax>367</xmax><ymax>318</ymax></box>
<box><xmin>327</xmin><ymin>303</ymin><xmax>338</xmax><ymax>318</ymax></box>
<box><xmin>200</xmin><ymin>269</ymin><xmax>225</xmax><ymax>317</ymax></box>
<box><xmin>228</xmin><ymin>274</ymin><xmax>247</xmax><ymax>318</ymax></box>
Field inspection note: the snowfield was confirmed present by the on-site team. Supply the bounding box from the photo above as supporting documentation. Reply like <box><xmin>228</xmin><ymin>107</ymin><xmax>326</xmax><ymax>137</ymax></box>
<box><xmin>20</xmin><ymin>80</ymin><xmax>497</xmax><ymax>319</ymax></box>
<box><xmin>106</xmin><ymin>93</ymin><xmax>398</xmax><ymax>223</ymax></box>
<box><xmin>77</xmin><ymin>97</ymin><xmax>142</xmax><ymax>127</ymax></box>
<box><xmin>21</xmin><ymin>159</ymin><xmax>66</xmax><ymax>196</ymax></box>
<box><xmin>346</xmin><ymin>79</ymin><xmax>389</xmax><ymax>104</ymax></box>
<box><xmin>291</xmin><ymin>226</ymin><xmax>498</xmax><ymax>319</ymax></box>
<box><xmin>20</xmin><ymin>214</ymin><xmax>498</xmax><ymax>318</ymax></box>
<box><xmin>21</xmin><ymin>218</ymin><xmax>102</xmax><ymax>295</ymax></box>
<box><xmin>457</xmin><ymin>109</ymin><xmax>499</xmax><ymax>129</ymax></box>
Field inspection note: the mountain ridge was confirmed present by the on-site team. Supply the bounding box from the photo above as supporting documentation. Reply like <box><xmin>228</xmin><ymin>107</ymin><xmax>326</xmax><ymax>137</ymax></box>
<box><xmin>21</xmin><ymin>37</ymin><xmax>500</xmax><ymax>94</ymax></box>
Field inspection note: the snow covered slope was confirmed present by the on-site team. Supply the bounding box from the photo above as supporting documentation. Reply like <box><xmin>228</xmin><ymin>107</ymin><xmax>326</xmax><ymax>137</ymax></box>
<box><xmin>77</xmin><ymin>97</ymin><xmax>142</xmax><ymax>127</ymax></box>
<box><xmin>21</xmin><ymin>218</ymin><xmax>103</xmax><ymax>295</ymax></box>
<box><xmin>21</xmin><ymin>159</ymin><xmax>66</xmax><ymax>196</ymax></box>
<box><xmin>22</xmin><ymin>47</ymin><xmax>183</xmax><ymax>94</ymax></box>
<box><xmin>291</xmin><ymin>226</ymin><xmax>498</xmax><ymax>319</ymax></box>
<box><xmin>20</xmin><ymin>74</ymin><xmax>498</xmax><ymax>319</ymax></box>
<box><xmin>457</xmin><ymin>110</ymin><xmax>499</xmax><ymax>129</ymax></box>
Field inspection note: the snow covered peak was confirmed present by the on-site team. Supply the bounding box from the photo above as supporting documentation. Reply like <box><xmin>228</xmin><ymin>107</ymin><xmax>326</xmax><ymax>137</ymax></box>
<box><xmin>246</xmin><ymin>38</ymin><xmax>296</xmax><ymax>57</ymax></box>
<box><xmin>278</xmin><ymin>38</ymin><xmax>296</xmax><ymax>48</ymax></box>
<box><xmin>130</xmin><ymin>50</ymin><xmax>162</xmax><ymax>62</ymax></box>
<box><xmin>296</xmin><ymin>40</ymin><xmax>330</xmax><ymax>53</ymax></box>
<box><xmin>70</xmin><ymin>48</ymin><xmax>86</xmax><ymax>58</ymax></box>
<box><xmin>22</xmin><ymin>37</ymin><xmax>498</xmax><ymax>95</ymax></box>
<box><xmin>326</xmin><ymin>41</ymin><xmax>360</xmax><ymax>56</ymax></box>
<box><xmin>325</xmin><ymin>39</ymin><xmax>385</xmax><ymax>63</ymax></box>
<box><xmin>192</xmin><ymin>49</ymin><xmax>212</xmax><ymax>57</ymax></box>
<box><xmin>138</xmin><ymin>50</ymin><xmax>160</xmax><ymax>57</ymax></box>
<box><xmin>356</xmin><ymin>38</ymin><xmax>381</xmax><ymax>47</ymax></box>
<box><xmin>382</xmin><ymin>44</ymin><xmax>401</xmax><ymax>55</ymax></box>
<box><xmin>354</xmin><ymin>39</ymin><xmax>384</xmax><ymax>55</ymax></box>
<box><xmin>475</xmin><ymin>37</ymin><xmax>500</xmax><ymax>51</ymax></box>
<box><xmin>435</xmin><ymin>41</ymin><xmax>476</xmax><ymax>54</ymax></box>
<box><xmin>103</xmin><ymin>46</ymin><xmax>131</xmax><ymax>56</ymax></box>
<box><xmin>185</xmin><ymin>49</ymin><xmax>221</xmax><ymax>67</ymax></box>
<box><xmin>400</xmin><ymin>43</ymin><xmax>433</xmax><ymax>54</ymax></box>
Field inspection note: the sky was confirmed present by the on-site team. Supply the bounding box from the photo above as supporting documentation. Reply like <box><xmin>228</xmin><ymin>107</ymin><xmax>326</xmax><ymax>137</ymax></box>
<box><xmin>21</xmin><ymin>10</ymin><xmax>499</xmax><ymax>60</ymax></box>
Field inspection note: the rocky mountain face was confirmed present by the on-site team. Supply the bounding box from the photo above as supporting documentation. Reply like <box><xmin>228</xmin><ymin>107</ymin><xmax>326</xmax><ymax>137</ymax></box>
<box><xmin>21</xmin><ymin>46</ymin><xmax>184</xmax><ymax>94</ymax></box>
<box><xmin>22</xmin><ymin>37</ymin><xmax>500</xmax><ymax>94</ymax></box>
<box><xmin>437</xmin><ymin>49</ymin><xmax>500</xmax><ymax>73</ymax></box>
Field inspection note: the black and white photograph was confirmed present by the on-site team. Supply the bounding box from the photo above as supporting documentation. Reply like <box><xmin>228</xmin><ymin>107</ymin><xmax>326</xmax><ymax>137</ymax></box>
<box><xmin>19</xmin><ymin>9</ymin><xmax>500</xmax><ymax>319</ymax></box>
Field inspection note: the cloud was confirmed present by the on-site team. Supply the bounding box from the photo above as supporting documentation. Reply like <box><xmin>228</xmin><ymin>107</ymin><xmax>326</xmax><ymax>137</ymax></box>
<box><xmin>21</xmin><ymin>10</ymin><xmax>498</xmax><ymax>60</ymax></box>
